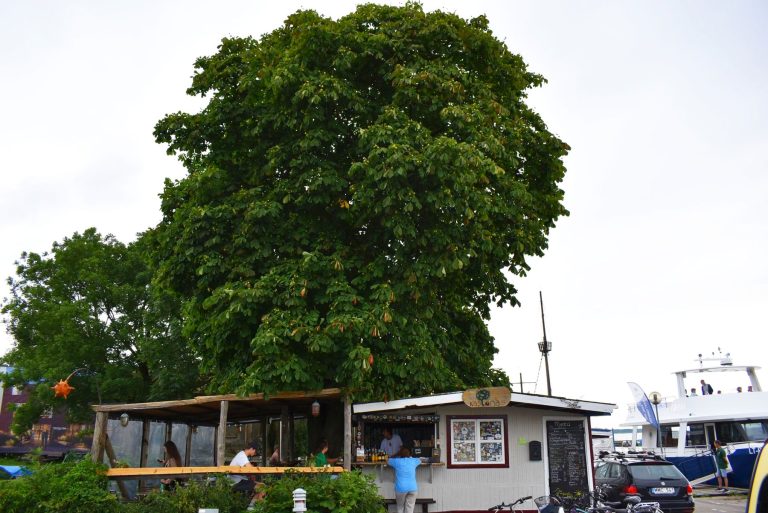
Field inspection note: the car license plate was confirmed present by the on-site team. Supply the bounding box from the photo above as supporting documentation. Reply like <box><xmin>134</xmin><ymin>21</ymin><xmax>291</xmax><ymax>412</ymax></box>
<box><xmin>651</xmin><ymin>487</ymin><xmax>674</xmax><ymax>494</ymax></box>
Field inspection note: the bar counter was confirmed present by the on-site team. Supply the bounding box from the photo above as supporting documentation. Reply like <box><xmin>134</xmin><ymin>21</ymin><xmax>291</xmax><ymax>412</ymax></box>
<box><xmin>351</xmin><ymin>461</ymin><xmax>444</xmax><ymax>483</ymax></box>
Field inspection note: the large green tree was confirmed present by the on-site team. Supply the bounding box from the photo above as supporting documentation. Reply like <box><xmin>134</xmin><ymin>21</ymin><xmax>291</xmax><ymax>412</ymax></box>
<box><xmin>153</xmin><ymin>3</ymin><xmax>569</xmax><ymax>400</ymax></box>
<box><xmin>1</xmin><ymin>229</ymin><xmax>200</xmax><ymax>432</ymax></box>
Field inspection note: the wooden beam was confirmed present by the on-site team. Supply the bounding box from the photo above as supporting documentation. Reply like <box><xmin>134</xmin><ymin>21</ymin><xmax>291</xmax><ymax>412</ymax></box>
<box><xmin>104</xmin><ymin>435</ymin><xmax>130</xmax><ymax>499</ymax></box>
<box><xmin>105</xmin><ymin>466</ymin><xmax>345</xmax><ymax>479</ymax></box>
<box><xmin>92</xmin><ymin>388</ymin><xmax>343</xmax><ymax>412</ymax></box>
<box><xmin>195</xmin><ymin>388</ymin><xmax>343</xmax><ymax>402</ymax></box>
<box><xmin>217</xmin><ymin>400</ymin><xmax>229</xmax><ymax>466</ymax></box>
<box><xmin>343</xmin><ymin>394</ymin><xmax>352</xmax><ymax>471</ymax></box>
<box><xmin>90</xmin><ymin>411</ymin><xmax>108</xmax><ymax>463</ymax></box>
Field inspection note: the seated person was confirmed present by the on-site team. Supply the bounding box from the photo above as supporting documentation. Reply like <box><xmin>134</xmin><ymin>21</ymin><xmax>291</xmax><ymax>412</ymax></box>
<box><xmin>159</xmin><ymin>441</ymin><xmax>184</xmax><ymax>490</ymax></box>
<box><xmin>314</xmin><ymin>440</ymin><xmax>339</xmax><ymax>467</ymax></box>
<box><xmin>269</xmin><ymin>444</ymin><xmax>282</xmax><ymax>466</ymax></box>
<box><xmin>229</xmin><ymin>440</ymin><xmax>264</xmax><ymax>498</ymax></box>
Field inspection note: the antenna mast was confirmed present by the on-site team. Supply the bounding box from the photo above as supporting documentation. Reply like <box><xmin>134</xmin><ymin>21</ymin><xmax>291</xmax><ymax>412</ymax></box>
<box><xmin>538</xmin><ymin>291</ymin><xmax>553</xmax><ymax>396</ymax></box>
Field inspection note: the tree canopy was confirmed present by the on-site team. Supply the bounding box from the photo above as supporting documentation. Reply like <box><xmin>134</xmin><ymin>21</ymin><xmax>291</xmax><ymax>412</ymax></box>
<box><xmin>153</xmin><ymin>3</ymin><xmax>569</xmax><ymax>400</ymax></box>
<box><xmin>1</xmin><ymin>229</ymin><xmax>200</xmax><ymax>432</ymax></box>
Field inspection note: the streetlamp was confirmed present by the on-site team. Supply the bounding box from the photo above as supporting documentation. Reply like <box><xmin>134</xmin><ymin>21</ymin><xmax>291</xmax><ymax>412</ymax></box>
<box><xmin>538</xmin><ymin>291</ymin><xmax>552</xmax><ymax>396</ymax></box>
<box><xmin>649</xmin><ymin>391</ymin><xmax>662</xmax><ymax>455</ymax></box>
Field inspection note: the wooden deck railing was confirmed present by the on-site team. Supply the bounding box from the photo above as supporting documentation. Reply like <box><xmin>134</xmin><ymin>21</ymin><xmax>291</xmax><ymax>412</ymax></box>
<box><xmin>105</xmin><ymin>466</ymin><xmax>345</xmax><ymax>480</ymax></box>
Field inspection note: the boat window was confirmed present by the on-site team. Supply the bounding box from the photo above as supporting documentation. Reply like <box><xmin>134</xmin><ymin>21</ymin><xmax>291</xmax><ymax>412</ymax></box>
<box><xmin>660</xmin><ymin>425</ymin><xmax>679</xmax><ymax>448</ymax></box>
<box><xmin>628</xmin><ymin>463</ymin><xmax>685</xmax><ymax>480</ymax></box>
<box><xmin>685</xmin><ymin>424</ymin><xmax>707</xmax><ymax>447</ymax></box>
<box><xmin>715</xmin><ymin>421</ymin><xmax>768</xmax><ymax>443</ymax></box>
<box><xmin>745</xmin><ymin>422</ymin><xmax>768</xmax><ymax>441</ymax></box>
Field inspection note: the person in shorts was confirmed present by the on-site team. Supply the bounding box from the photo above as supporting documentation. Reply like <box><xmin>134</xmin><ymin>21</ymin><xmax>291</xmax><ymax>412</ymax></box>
<box><xmin>713</xmin><ymin>440</ymin><xmax>731</xmax><ymax>492</ymax></box>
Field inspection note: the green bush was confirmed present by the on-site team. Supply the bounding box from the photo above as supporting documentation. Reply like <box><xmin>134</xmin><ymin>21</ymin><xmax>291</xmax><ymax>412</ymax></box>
<box><xmin>251</xmin><ymin>471</ymin><xmax>385</xmax><ymax>513</ymax></box>
<box><xmin>0</xmin><ymin>459</ymin><xmax>119</xmax><ymax>513</ymax></box>
<box><xmin>123</xmin><ymin>479</ymin><xmax>249</xmax><ymax>513</ymax></box>
<box><xmin>0</xmin><ymin>462</ymin><xmax>383</xmax><ymax>513</ymax></box>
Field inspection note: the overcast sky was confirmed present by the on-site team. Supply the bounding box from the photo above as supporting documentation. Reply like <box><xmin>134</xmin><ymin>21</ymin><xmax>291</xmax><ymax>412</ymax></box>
<box><xmin>1</xmin><ymin>1</ymin><xmax>766</xmax><ymax>427</ymax></box>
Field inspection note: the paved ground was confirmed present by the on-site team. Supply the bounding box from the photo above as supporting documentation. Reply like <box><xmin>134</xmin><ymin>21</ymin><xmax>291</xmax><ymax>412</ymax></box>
<box><xmin>694</xmin><ymin>494</ymin><xmax>747</xmax><ymax>513</ymax></box>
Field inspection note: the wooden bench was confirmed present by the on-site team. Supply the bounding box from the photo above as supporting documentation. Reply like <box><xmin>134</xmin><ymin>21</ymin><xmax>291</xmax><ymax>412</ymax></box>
<box><xmin>383</xmin><ymin>498</ymin><xmax>436</xmax><ymax>512</ymax></box>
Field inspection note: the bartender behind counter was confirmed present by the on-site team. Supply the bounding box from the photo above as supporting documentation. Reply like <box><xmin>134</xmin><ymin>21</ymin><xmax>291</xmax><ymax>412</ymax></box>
<box><xmin>380</xmin><ymin>427</ymin><xmax>403</xmax><ymax>457</ymax></box>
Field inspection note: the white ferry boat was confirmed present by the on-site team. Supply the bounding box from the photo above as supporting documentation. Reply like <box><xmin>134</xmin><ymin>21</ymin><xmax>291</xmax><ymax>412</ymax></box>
<box><xmin>622</xmin><ymin>352</ymin><xmax>767</xmax><ymax>489</ymax></box>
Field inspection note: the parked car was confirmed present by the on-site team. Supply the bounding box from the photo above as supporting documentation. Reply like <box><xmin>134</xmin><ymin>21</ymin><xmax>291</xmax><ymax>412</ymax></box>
<box><xmin>595</xmin><ymin>452</ymin><xmax>694</xmax><ymax>513</ymax></box>
<box><xmin>745</xmin><ymin>442</ymin><xmax>767</xmax><ymax>513</ymax></box>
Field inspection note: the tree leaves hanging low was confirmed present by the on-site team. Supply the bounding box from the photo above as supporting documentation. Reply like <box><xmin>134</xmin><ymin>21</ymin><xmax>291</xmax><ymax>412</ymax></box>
<box><xmin>153</xmin><ymin>3</ymin><xmax>569</xmax><ymax>400</ymax></box>
<box><xmin>1</xmin><ymin>228</ymin><xmax>201</xmax><ymax>432</ymax></box>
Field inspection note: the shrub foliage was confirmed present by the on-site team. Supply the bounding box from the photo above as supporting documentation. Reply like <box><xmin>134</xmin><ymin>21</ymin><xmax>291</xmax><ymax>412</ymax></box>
<box><xmin>0</xmin><ymin>461</ymin><xmax>383</xmax><ymax>513</ymax></box>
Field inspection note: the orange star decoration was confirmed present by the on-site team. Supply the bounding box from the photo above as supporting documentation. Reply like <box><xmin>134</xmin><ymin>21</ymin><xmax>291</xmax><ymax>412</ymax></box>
<box><xmin>51</xmin><ymin>368</ymin><xmax>83</xmax><ymax>399</ymax></box>
<box><xmin>52</xmin><ymin>379</ymin><xmax>75</xmax><ymax>399</ymax></box>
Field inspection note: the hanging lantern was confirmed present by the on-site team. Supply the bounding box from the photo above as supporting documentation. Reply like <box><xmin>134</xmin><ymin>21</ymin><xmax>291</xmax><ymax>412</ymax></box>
<box><xmin>311</xmin><ymin>400</ymin><xmax>320</xmax><ymax>417</ymax></box>
<box><xmin>119</xmin><ymin>413</ymin><xmax>129</xmax><ymax>427</ymax></box>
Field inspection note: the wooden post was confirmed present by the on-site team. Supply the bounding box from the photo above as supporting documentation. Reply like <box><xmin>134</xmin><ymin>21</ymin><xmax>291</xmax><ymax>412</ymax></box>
<box><xmin>90</xmin><ymin>411</ymin><xmax>108</xmax><ymax>463</ymax></box>
<box><xmin>139</xmin><ymin>420</ymin><xmax>150</xmax><ymax>467</ymax></box>
<box><xmin>104</xmin><ymin>435</ymin><xmax>130</xmax><ymax>499</ymax></box>
<box><xmin>185</xmin><ymin>424</ymin><xmax>193</xmax><ymax>466</ymax></box>
<box><xmin>217</xmin><ymin>400</ymin><xmax>229</xmax><ymax>466</ymax></box>
<box><xmin>280</xmin><ymin>406</ymin><xmax>290</xmax><ymax>462</ymax></box>
<box><xmin>261</xmin><ymin>416</ymin><xmax>269</xmax><ymax>466</ymax></box>
<box><xmin>343</xmin><ymin>395</ymin><xmax>352</xmax><ymax>471</ymax></box>
<box><xmin>288</xmin><ymin>408</ymin><xmax>295</xmax><ymax>462</ymax></box>
<box><xmin>138</xmin><ymin>419</ymin><xmax>150</xmax><ymax>493</ymax></box>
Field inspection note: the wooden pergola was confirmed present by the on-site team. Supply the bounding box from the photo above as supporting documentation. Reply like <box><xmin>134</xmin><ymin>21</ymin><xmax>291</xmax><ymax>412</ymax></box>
<box><xmin>89</xmin><ymin>388</ymin><xmax>352</xmax><ymax>496</ymax></box>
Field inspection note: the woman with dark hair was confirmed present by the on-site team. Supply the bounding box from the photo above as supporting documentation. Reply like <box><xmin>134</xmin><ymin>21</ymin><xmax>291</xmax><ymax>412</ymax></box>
<box><xmin>160</xmin><ymin>440</ymin><xmax>183</xmax><ymax>490</ymax></box>
<box><xmin>388</xmin><ymin>447</ymin><xmax>422</xmax><ymax>513</ymax></box>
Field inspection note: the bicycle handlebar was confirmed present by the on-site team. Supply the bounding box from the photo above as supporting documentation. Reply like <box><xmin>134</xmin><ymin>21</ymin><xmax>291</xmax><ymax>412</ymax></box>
<box><xmin>488</xmin><ymin>496</ymin><xmax>533</xmax><ymax>511</ymax></box>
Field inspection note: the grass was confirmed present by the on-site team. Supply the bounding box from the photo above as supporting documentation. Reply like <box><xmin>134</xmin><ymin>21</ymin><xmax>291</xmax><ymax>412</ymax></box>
<box><xmin>0</xmin><ymin>456</ymin><xmax>25</xmax><ymax>466</ymax></box>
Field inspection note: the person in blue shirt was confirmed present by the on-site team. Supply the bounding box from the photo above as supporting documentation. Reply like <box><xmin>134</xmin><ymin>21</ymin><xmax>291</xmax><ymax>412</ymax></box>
<box><xmin>387</xmin><ymin>447</ymin><xmax>422</xmax><ymax>513</ymax></box>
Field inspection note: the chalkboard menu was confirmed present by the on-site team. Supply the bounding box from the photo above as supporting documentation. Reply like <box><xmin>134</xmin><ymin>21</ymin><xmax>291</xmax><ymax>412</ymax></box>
<box><xmin>546</xmin><ymin>420</ymin><xmax>589</xmax><ymax>496</ymax></box>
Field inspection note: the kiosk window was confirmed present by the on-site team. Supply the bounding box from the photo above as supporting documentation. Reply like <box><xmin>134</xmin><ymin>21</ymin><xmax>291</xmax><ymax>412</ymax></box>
<box><xmin>447</xmin><ymin>416</ymin><xmax>508</xmax><ymax>468</ymax></box>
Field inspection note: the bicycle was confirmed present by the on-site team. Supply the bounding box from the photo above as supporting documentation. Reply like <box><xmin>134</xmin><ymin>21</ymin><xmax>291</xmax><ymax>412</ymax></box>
<box><xmin>534</xmin><ymin>492</ymin><xmax>662</xmax><ymax>513</ymax></box>
<box><xmin>534</xmin><ymin>492</ymin><xmax>597</xmax><ymax>513</ymax></box>
<box><xmin>489</xmin><ymin>495</ymin><xmax>534</xmax><ymax>513</ymax></box>
<box><xmin>598</xmin><ymin>495</ymin><xmax>662</xmax><ymax>513</ymax></box>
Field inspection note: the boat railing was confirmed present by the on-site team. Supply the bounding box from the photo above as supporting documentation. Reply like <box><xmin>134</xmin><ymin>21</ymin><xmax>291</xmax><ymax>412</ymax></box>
<box><xmin>671</xmin><ymin>447</ymin><xmax>716</xmax><ymax>481</ymax></box>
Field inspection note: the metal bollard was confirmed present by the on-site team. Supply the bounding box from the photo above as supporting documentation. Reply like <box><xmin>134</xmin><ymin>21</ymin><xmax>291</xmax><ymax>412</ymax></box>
<box><xmin>292</xmin><ymin>487</ymin><xmax>307</xmax><ymax>512</ymax></box>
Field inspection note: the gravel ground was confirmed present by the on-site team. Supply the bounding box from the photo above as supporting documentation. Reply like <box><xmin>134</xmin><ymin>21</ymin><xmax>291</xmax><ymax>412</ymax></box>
<box><xmin>693</xmin><ymin>494</ymin><xmax>747</xmax><ymax>513</ymax></box>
